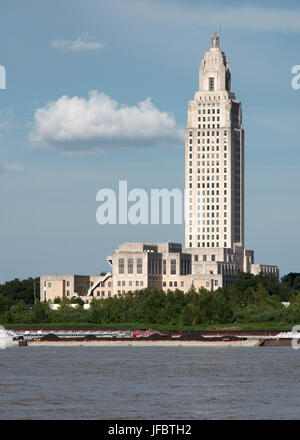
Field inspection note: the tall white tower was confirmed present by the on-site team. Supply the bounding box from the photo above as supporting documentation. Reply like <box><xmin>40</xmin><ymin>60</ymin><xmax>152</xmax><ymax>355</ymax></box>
<box><xmin>185</xmin><ymin>33</ymin><xmax>244</xmax><ymax>251</ymax></box>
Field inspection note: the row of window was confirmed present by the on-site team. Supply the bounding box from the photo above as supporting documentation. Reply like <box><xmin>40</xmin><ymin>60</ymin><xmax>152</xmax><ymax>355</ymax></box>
<box><xmin>191</xmin><ymin>157</ymin><xmax>227</xmax><ymax>164</ymax></box>
<box><xmin>190</xmin><ymin>161</ymin><xmax>225</xmax><ymax>167</ymax></box>
<box><xmin>189</xmin><ymin>181</ymin><xmax>227</xmax><ymax>188</ymax></box>
<box><xmin>189</xmin><ymin>157</ymin><xmax>225</xmax><ymax>163</ymax></box>
<box><xmin>189</xmin><ymin>168</ymin><xmax>226</xmax><ymax>174</ymax></box>
<box><xmin>162</xmin><ymin>281</ymin><xmax>184</xmax><ymax>288</ymax></box>
<box><xmin>190</xmin><ymin>138</ymin><xmax>221</xmax><ymax>145</ymax></box>
<box><xmin>190</xmin><ymin>135</ymin><xmax>222</xmax><ymax>143</ymax></box>
<box><xmin>188</xmin><ymin>185</ymin><xmax>227</xmax><ymax>196</ymax></box>
<box><xmin>118</xmin><ymin>258</ymin><xmax>179</xmax><ymax>276</ymax></box>
<box><xmin>188</xmin><ymin>242</ymin><xmax>227</xmax><ymax>248</ymax></box>
<box><xmin>189</xmin><ymin>213</ymin><xmax>228</xmax><ymax>220</ymax></box>
<box><xmin>189</xmin><ymin>178</ymin><xmax>228</xmax><ymax>186</ymax></box>
<box><xmin>197</xmin><ymin>108</ymin><xmax>220</xmax><ymax>114</ymax></box>
<box><xmin>188</xmin><ymin>192</ymin><xmax>227</xmax><ymax>199</ymax></box>
<box><xmin>189</xmin><ymin>226</ymin><xmax>223</xmax><ymax>234</ymax></box>
<box><xmin>189</xmin><ymin>205</ymin><xmax>227</xmax><ymax>212</ymax></box>
<box><xmin>189</xmin><ymin>177</ymin><xmax>227</xmax><ymax>185</ymax></box>
<box><xmin>189</xmin><ymin>154</ymin><xmax>227</xmax><ymax>160</ymax></box>
<box><xmin>188</xmin><ymin>214</ymin><xmax>225</xmax><ymax>222</ymax></box>
<box><xmin>190</xmin><ymin>234</ymin><xmax>226</xmax><ymax>241</ymax></box>
<box><xmin>197</xmin><ymin>116</ymin><xmax>220</xmax><ymax>122</ymax></box>
<box><xmin>117</xmin><ymin>280</ymin><xmax>144</xmax><ymax>287</ymax></box>
<box><xmin>188</xmin><ymin>219</ymin><xmax>225</xmax><ymax>227</ymax></box>
<box><xmin>194</xmin><ymin>254</ymin><xmax>216</xmax><ymax>262</ymax></box>
<box><xmin>96</xmin><ymin>291</ymin><xmax>111</xmax><ymax>297</ymax></box>
<box><xmin>189</xmin><ymin>130</ymin><xmax>227</xmax><ymax>136</ymax></box>
<box><xmin>189</xmin><ymin>216</ymin><xmax>227</xmax><ymax>224</ymax></box>
<box><xmin>189</xmin><ymin>146</ymin><xmax>228</xmax><ymax>152</ymax></box>
<box><xmin>161</xmin><ymin>279</ymin><xmax>219</xmax><ymax>289</ymax></box>
<box><xmin>191</xmin><ymin>205</ymin><xmax>224</xmax><ymax>212</ymax></box>
<box><xmin>198</xmin><ymin>124</ymin><xmax>219</xmax><ymax>129</ymax></box>
<box><xmin>188</xmin><ymin>229</ymin><xmax>226</xmax><ymax>235</ymax></box>
<box><xmin>65</xmin><ymin>290</ymin><xmax>112</xmax><ymax>297</ymax></box>
<box><xmin>44</xmin><ymin>281</ymin><xmax>72</xmax><ymax>288</ymax></box>
<box><xmin>189</xmin><ymin>147</ymin><xmax>226</xmax><ymax>156</ymax></box>
<box><xmin>194</xmin><ymin>130</ymin><xmax>227</xmax><ymax>138</ymax></box>
<box><xmin>189</xmin><ymin>197</ymin><xmax>228</xmax><ymax>203</ymax></box>
<box><xmin>197</xmin><ymin>95</ymin><xmax>223</xmax><ymax>102</ymax></box>
<box><xmin>118</xmin><ymin>258</ymin><xmax>143</xmax><ymax>274</ymax></box>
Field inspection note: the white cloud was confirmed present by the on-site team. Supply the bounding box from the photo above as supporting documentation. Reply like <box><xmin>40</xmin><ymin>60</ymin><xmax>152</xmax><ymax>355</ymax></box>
<box><xmin>0</xmin><ymin>108</ymin><xmax>14</xmax><ymax>130</ymax></box>
<box><xmin>51</xmin><ymin>34</ymin><xmax>105</xmax><ymax>52</ymax></box>
<box><xmin>0</xmin><ymin>163</ymin><xmax>24</xmax><ymax>174</ymax></box>
<box><xmin>29</xmin><ymin>91</ymin><xmax>184</xmax><ymax>153</ymax></box>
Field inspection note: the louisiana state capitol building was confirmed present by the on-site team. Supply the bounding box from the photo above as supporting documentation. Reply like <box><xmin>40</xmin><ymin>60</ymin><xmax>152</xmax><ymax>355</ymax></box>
<box><xmin>182</xmin><ymin>32</ymin><xmax>278</xmax><ymax>282</ymax></box>
<box><xmin>185</xmin><ymin>32</ymin><xmax>244</xmax><ymax>250</ymax></box>
<box><xmin>40</xmin><ymin>33</ymin><xmax>279</xmax><ymax>303</ymax></box>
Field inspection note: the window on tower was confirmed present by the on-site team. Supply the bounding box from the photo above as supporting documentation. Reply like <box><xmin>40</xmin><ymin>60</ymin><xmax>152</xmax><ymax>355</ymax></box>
<box><xmin>209</xmin><ymin>78</ymin><xmax>214</xmax><ymax>91</ymax></box>
<box><xmin>118</xmin><ymin>258</ymin><xmax>125</xmax><ymax>274</ymax></box>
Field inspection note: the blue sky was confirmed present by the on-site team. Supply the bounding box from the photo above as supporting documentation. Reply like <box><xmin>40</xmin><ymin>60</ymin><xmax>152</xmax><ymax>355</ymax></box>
<box><xmin>0</xmin><ymin>0</ymin><xmax>300</xmax><ymax>281</ymax></box>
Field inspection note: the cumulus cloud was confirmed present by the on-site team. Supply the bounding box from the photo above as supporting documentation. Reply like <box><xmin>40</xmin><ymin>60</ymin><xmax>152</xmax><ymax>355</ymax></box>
<box><xmin>0</xmin><ymin>163</ymin><xmax>24</xmax><ymax>174</ymax></box>
<box><xmin>29</xmin><ymin>91</ymin><xmax>184</xmax><ymax>153</ymax></box>
<box><xmin>0</xmin><ymin>108</ymin><xmax>14</xmax><ymax>130</ymax></box>
<box><xmin>51</xmin><ymin>34</ymin><xmax>105</xmax><ymax>52</ymax></box>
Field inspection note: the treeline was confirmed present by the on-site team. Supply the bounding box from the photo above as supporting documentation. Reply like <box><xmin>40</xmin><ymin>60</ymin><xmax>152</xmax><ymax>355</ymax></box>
<box><xmin>0</xmin><ymin>277</ymin><xmax>39</xmax><ymax>312</ymax></box>
<box><xmin>1</xmin><ymin>273</ymin><xmax>300</xmax><ymax>327</ymax></box>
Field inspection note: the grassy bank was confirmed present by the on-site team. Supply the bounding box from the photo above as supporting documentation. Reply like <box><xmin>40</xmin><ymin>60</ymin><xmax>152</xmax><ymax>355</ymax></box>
<box><xmin>2</xmin><ymin>321</ymin><xmax>293</xmax><ymax>332</ymax></box>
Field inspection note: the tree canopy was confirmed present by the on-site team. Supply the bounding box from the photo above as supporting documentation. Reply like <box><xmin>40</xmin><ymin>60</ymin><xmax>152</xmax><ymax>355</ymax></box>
<box><xmin>0</xmin><ymin>272</ymin><xmax>300</xmax><ymax>327</ymax></box>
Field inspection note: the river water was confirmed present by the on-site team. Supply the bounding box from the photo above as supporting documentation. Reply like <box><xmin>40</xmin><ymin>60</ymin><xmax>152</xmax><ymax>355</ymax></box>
<box><xmin>0</xmin><ymin>346</ymin><xmax>299</xmax><ymax>419</ymax></box>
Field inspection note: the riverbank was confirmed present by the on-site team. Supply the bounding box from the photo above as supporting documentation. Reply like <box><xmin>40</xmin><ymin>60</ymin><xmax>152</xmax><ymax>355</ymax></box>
<box><xmin>27</xmin><ymin>339</ymin><xmax>262</xmax><ymax>347</ymax></box>
<box><xmin>3</xmin><ymin>322</ymin><xmax>295</xmax><ymax>331</ymax></box>
<box><xmin>4</xmin><ymin>337</ymin><xmax>295</xmax><ymax>348</ymax></box>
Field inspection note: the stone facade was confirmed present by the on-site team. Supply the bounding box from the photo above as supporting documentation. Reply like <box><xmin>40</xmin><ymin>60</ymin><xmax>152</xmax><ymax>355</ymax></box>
<box><xmin>185</xmin><ymin>32</ymin><xmax>244</xmax><ymax>249</ymax></box>
<box><xmin>40</xmin><ymin>240</ymin><xmax>278</xmax><ymax>304</ymax></box>
<box><xmin>184</xmin><ymin>32</ymin><xmax>278</xmax><ymax>279</ymax></box>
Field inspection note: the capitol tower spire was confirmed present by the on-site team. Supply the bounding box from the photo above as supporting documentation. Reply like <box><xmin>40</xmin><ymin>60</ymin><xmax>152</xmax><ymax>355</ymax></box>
<box><xmin>199</xmin><ymin>32</ymin><xmax>231</xmax><ymax>93</ymax></box>
<box><xmin>185</xmin><ymin>32</ymin><xmax>244</xmax><ymax>252</ymax></box>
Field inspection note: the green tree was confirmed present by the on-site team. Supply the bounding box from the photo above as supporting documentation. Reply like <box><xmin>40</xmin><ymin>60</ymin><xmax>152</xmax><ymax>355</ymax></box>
<box><xmin>253</xmin><ymin>283</ymin><xmax>269</xmax><ymax>307</ymax></box>
<box><xmin>33</xmin><ymin>301</ymin><xmax>51</xmax><ymax>323</ymax></box>
<box><xmin>70</xmin><ymin>296</ymin><xmax>85</xmax><ymax>306</ymax></box>
<box><xmin>182</xmin><ymin>303</ymin><xmax>199</xmax><ymax>326</ymax></box>
<box><xmin>293</xmin><ymin>276</ymin><xmax>300</xmax><ymax>291</ymax></box>
<box><xmin>0</xmin><ymin>294</ymin><xmax>14</xmax><ymax>314</ymax></box>
<box><xmin>0</xmin><ymin>277</ymin><xmax>39</xmax><ymax>305</ymax></box>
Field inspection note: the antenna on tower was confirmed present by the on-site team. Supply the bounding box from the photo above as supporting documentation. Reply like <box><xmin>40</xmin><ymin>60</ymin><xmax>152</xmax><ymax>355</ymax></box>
<box><xmin>219</xmin><ymin>24</ymin><xmax>222</xmax><ymax>34</ymax></box>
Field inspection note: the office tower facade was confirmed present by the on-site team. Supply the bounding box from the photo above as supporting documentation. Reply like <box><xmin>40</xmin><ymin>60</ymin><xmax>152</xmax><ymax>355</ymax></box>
<box><xmin>185</xmin><ymin>33</ymin><xmax>244</xmax><ymax>250</ymax></box>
